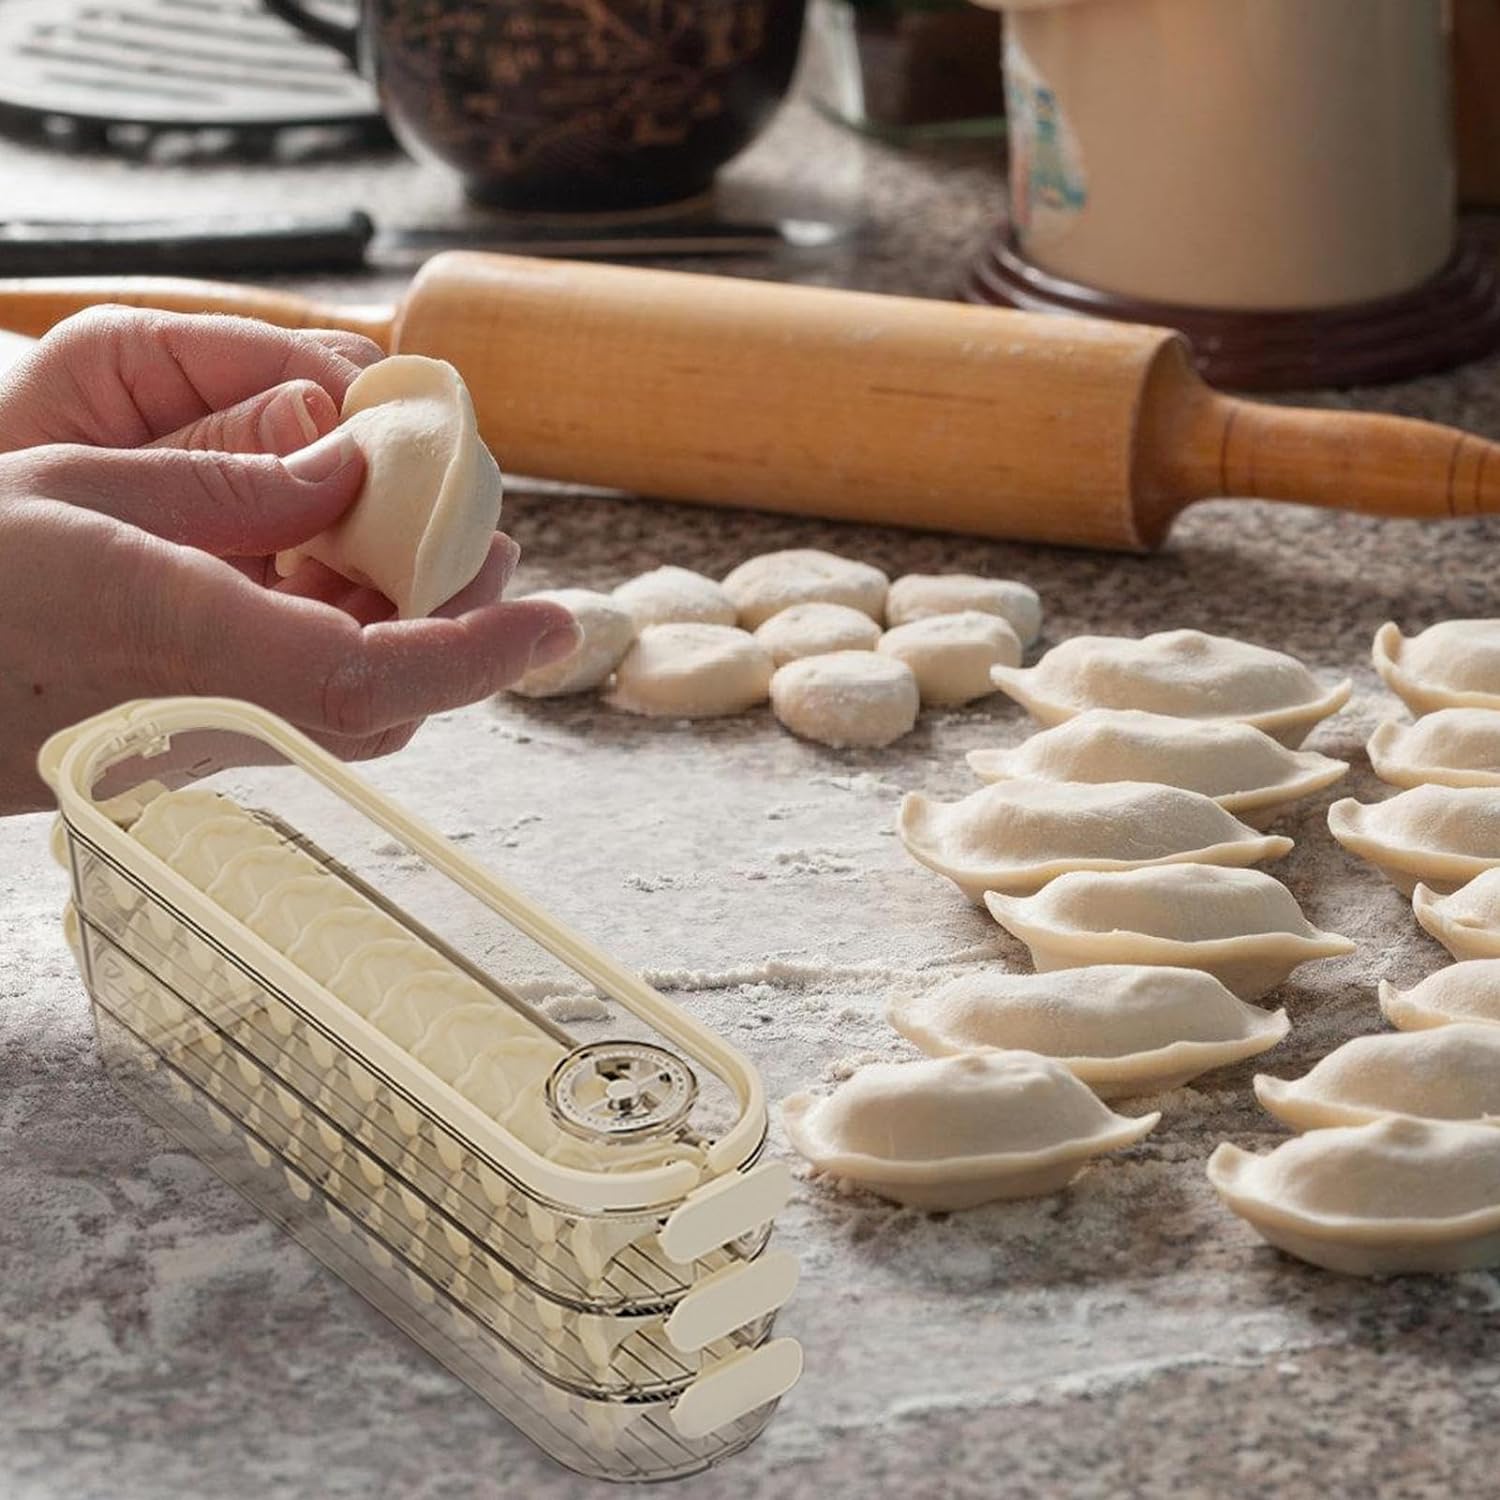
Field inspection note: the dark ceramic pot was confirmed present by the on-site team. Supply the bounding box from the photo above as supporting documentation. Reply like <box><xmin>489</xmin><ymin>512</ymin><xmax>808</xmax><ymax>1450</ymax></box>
<box><xmin>264</xmin><ymin>0</ymin><xmax>808</xmax><ymax>211</ymax></box>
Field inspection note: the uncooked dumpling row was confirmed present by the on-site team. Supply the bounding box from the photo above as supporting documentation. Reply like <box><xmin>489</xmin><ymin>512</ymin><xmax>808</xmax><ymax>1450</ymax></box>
<box><xmin>771</xmin><ymin>651</ymin><xmax>920</xmax><ymax>749</ymax></box>
<box><xmin>984</xmin><ymin>864</ymin><xmax>1354</xmax><ymax>1001</ymax></box>
<box><xmin>1367</xmin><ymin>708</ymin><xmax>1500</xmax><ymax>790</ymax></box>
<box><xmin>1372</xmin><ymin>619</ymin><xmax>1500</xmax><ymax>716</ymax></box>
<box><xmin>510</xmin><ymin>588</ymin><xmax>635</xmax><ymax>697</ymax></box>
<box><xmin>754</xmin><ymin>602</ymin><xmax>882</xmax><ymax>666</ymax></box>
<box><xmin>1207</xmin><ymin>1117</ymin><xmax>1500</xmax><ymax>1275</ymax></box>
<box><xmin>611</xmin><ymin>565</ymin><xmax>736</xmax><ymax>628</ymax></box>
<box><xmin>899</xmin><ymin>779</ymin><xmax>1291</xmax><ymax>903</ymax></box>
<box><xmin>884</xmin><ymin>573</ymin><xmax>1042</xmax><ymax>645</ymax></box>
<box><xmin>877</xmin><ymin>612</ymin><xmax>1022</xmax><ymax>707</ymax></box>
<box><xmin>967</xmin><ymin>709</ymin><xmax>1347</xmax><ymax>822</ymax></box>
<box><xmin>989</xmin><ymin>629</ymin><xmax>1350</xmax><ymax>747</ymax></box>
<box><xmin>887</xmin><ymin>965</ymin><xmax>1288</xmax><ymax>1099</ymax></box>
<box><xmin>1412</xmin><ymin>870</ymin><xmax>1500</xmax><ymax>960</ymax></box>
<box><xmin>1380</xmin><ymin>960</ymin><xmax>1500</xmax><ymax>1031</ymax></box>
<box><xmin>721</xmin><ymin>549</ymin><xmax>889</xmax><ymax>630</ymax></box>
<box><xmin>276</xmin><ymin>355</ymin><xmax>503</xmax><ymax>619</ymax></box>
<box><xmin>1328</xmin><ymin>784</ymin><xmax>1500</xmax><ymax>894</ymax></box>
<box><xmin>781</xmin><ymin>1051</ymin><xmax>1158</xmax><ymax>1210</ymax></box>
<box><xmin>1253</xmin><ymin>1025</ymin><xmax>1500</xmax><ymax>1131</ymax></box>
<box><xmin>605</xmin><ymin>623</ymin><xmax>773</xmax><ymax>718</ymax></box>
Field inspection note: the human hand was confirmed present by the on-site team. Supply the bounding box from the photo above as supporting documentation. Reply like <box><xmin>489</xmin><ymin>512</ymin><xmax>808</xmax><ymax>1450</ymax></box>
<box><xmin>0</xmin><ymin>308</ymin><xmax>578</xmax><ymax>814</ymax></box>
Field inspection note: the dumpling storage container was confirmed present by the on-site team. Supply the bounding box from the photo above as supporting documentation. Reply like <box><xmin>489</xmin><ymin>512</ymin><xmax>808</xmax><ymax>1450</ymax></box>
<box><xmin>41</xmin><ymin>697</ymin><xmax>801</xmax><ymax>1483</ymax></box>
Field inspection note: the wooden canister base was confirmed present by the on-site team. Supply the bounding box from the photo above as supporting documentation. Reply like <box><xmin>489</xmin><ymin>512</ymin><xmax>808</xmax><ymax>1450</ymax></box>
<box><xmin>962</xmin><ymin>224</ymin><xmax>1500</xmax><ymax>390</ymax></box>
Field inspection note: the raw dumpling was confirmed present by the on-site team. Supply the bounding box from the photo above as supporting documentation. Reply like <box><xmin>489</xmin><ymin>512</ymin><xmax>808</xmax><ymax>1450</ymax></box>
<box><xmin>877</xmin><ymin>612</ymin><xmax>1022</xmax><ymax>707</ymax></box>
<box><xmin>885</xmin><ymin>573</ymin><xmax>1042</xmax><ymax>646</ymax></box>
<box><xmin>1372</xmin><ymin>619</ymin><xmax>1500</xmax><ymax>715</ymax></box>
<box><xmin>771</xmin><ymin>651</ymin><xmax>919</xmax><ymax>749</ymax></box>
<box><xmin>781</xmin><ymin>1052</ymin><xmax>1158</xmax><ymax>1209</ymax></box>
<box><xmin>1412</xmin><ymin>870</ymin><xmax>1500</xmax><ymax>960</ymax></box>
<box><xmin>1379</xmin><ymin>960</ymin><xmax>1500</xmax><ymax>1031</ymax></box>
<box><xmin>611</xmin><ymin>565</ymin><xmax>736</xmax><ymax>628</ymax></box>
<box><xmin>510</xmin><ymin>588</ymin><xmax>634</xmax><ymax>697</ymax></box>
<box><xmin>1367</xmin><ymin>708</ymin><xmax>1500</xmax><ymax>789</ymax></box>
<box><xmin>887</xmin><ymin>965</ymin><xmax>1288</xmax><ymax>1099</ymax></box>
<box><xmin>968</xmin><ymin>709</ymin><xmax>1347</xmax><ymax>823</ymax></box>
<box><xmin>606</xmin><ymin>624</ymin><xmax>773</xmax><ymax>718</ymax></box>
<box><xmin>1207</xmin><ymin>1117</ymin><xmax>1500</xmax><ymax>1274</ymax></box>
<box><xmin>899</xmin><ymin>780</ymin><xmax>1291</xmax><ymax>903</ymax></box>
<box><xmin>1253</xmin><ymin>1025</ymin><xmax>1500</xmax><ymax>1130</ymax></box>
<box><xmin>410</xmin><ymin>999</ymin><xmax>546</xmax><ymax>1081</ymax></box>
<box><xmin>130</xmin><ymin>788</ymin><xmax>242</xmax><ymax>861</ymax></box>
<box><xmin>984</xmin><ymin>864</ymin><xmax>1355</xmax><ymax>1001</ymax></box>
<box><xmin>754</xmin><ymin>602</ymin><xmax>882</xmax><ymax>666</ymax></box>
<box><xmin>722</xmin><ymin>549</ymin><xmax>888</xmax><ymax>630</ymax></box>
<box><xmin>989</xmin><ymin>629</ymin><xmax>1350</xmax><ymax>748</ymax></box>
<box><xmin>167</xmin><ymin>815</ymin><xmax>282</xmax><ymax>889</ymax></box>
<box><xmin>1327</xmin><ymin>785</ymin><xmax>1500</xmax><ymax>895</ymax></box>
<box><xmin>275</xmin><ymin>356</ymin><xmax>502</xmax><ymax>620</ymax></box>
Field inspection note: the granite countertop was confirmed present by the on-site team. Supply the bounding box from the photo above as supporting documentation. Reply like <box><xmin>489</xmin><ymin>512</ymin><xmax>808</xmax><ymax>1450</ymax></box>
<box><xmin>6</xmin><ymin>71</ymin><xmax>1500</xmax><ymax>1500</ymax></box>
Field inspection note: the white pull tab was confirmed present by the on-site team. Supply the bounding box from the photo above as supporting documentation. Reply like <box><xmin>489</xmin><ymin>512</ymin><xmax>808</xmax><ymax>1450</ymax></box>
<box><xmin>665</xmin><ymin>1250</ymin><xmax>798</xmax><ymax>1353</ymax></box>
<box><xmin>658</xmin><ymin>1159</ymin><xmax>792</xmax><ymax>1265</ymax></box>
<box><xmin>670</xmin><ymin>1338</ymin><xmax>802</xmax><ymax>1441</ymax></box>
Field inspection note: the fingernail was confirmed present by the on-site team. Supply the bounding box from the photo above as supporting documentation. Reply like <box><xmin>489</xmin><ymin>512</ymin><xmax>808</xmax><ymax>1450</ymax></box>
<box><xmin>285</xmin><ymin>428</ymin><xmax>358</xmax><ymax>482</ymax></box>
<box><xmin>528</xmin><ymin>622</ymin><xmax>580</xmax><ymax>670</ymax></box>
<box><xmin>261</xmin><ymin>386</ymin><xmax>320</xmax><ymax>453</ymax></box>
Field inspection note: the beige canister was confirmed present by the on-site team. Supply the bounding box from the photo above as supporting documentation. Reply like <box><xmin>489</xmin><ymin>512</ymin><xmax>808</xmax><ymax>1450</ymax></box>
<box><xmin>974</xmin><ymin>0</ymin><xmax>1457</xmax><ymax>310</ymax></box>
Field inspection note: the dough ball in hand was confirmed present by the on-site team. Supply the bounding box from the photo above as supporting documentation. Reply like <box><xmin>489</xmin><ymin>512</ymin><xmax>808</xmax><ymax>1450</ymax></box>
<box><xmin>886</xmin><ymin>573</ymin><xmax>1042</xmax><ymax>646</ymax></box>
<box><xmin>754</xmin><ymin>602</ymin><xmax>882</xmax><ymax>667</ymax></box>
<box><xmin>878</xmin><ymin>611</ymin><xmax>1023</xmax><ymax>707</ymax></box>
<box><xmin>722</xmin><ymin>549</ymin><xmax>889</xmax><ymax>630</ymax></box>
<box><xmin>276</xmin><ymin>355</ymin><xmax>503</xmax><ymax>619</ymax></box>
<box><xmin>771</xmin><ymin>651</ymin><xmax>920</xmax><ymax>749</ymax></box>
<box><xmin>510</xmin><ymin>588</ymin><xmax>634</xmax><ymax>697</ymax></box>
<box><xmin>612</xmin><ymin>565</ymin><xmax>737</xmax><ymax>628</ymax></box>
<box><xmin>606</xmin><ymin>623</ymin><xmax>774</xmax><ymax>718</ymax></box>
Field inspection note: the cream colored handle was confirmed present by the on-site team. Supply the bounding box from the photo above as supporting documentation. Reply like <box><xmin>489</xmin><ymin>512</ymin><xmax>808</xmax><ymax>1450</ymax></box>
<box><xmin>665</xmin><ymin>1249</ymin><xmax>799</xmax><ymax>1354</ymax></box>
<box><xmin>670</xmin><ymin>1339</ymin><xmax>803</xmax><ymax>1441</ymax></box>
<box><xmin>659</xmin><ymin>1160</ymin><xmax>793</xmax><ymax>1265</ymax></box>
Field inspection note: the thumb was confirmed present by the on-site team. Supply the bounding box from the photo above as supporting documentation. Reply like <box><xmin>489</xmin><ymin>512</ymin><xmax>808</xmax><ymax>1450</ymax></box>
<box><xmin>149</xmin><ymin>378</ymin><xmax>342</xmax><ymax>457</ymax></box>
<box><xmin>24</xmin><ymin>430</ymin><xmax>365</xmax><ymax>556</ymax></box>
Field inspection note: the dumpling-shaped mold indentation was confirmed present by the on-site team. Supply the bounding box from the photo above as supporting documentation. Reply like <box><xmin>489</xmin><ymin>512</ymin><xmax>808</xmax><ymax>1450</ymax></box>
<box><xmin>988</xmin><ymin>629</ymin><xmax>1350</xmax><ymax>748</ymax></box>
<box><xmin>983</xmin><ymin>864</ymin><xmax>1355</xmax><ymax>1002</ymax></box>
<box><xmin>167</xmin><ymin>816</ymin><xmax>283</xmax><ymax>891</ymax></box>
<box><xmin>285</xmin><ymin>905</ymin><xmax>411</xmax><ymax>986</ymax></box>
<box><xmin>448</xmin><ymin>1034</ymin><xmax>566</xmax><ymax>1118</ymax></box>
<box><xmin>1328</xmin><ymin>784</ymin><xmax>1500</xmax><ymax>895</ymax></box>
<box><xmin>1254</xmin><ymin>1024</ymin><xmax>1500</xmax><ymax>1131</ymax></box>
<box><xmin>408</xmin><ymin>996</ymin><xmax>544</xmax><ymax>1083</ymax></box>
<box><xmin>1207</xmin><ymin>1115</ymin><xmax>1500</xmax><ymax>1275</ymax></box>
<box><xmin>888</xmin><ymin>964</ymin><xmax>1289</xmax><ymax>1099</ymax></box>
<box><xmin>325</xmin><ymin>938</ymin><xmax>450</xmax><ymax>1020</ymax></box>
<box><xmin>968</xmin><ymin>710</ymin><xmax>1347</xmax><ymax>825</ymax></box>
<box><xmin>1367</xmin><ymin>708</ymin><xmax>1500</xmax><ymax>791</ymax></box>
<box><xmin>1372</xmin><ymin>619</ymin><xmax>1500</xmax><ymax>717</ymax></box>
<box><xmin>898</xmin><ymin>779</ymin><xmax>1291</xmax><ymax>903</ymax></box>
<box><xmin>128</xmin><ymin>788</ymin><xmax>242</xmax><ymax>860</ymax></box>
<box><xmin>781</xmin><ymin>1051</ymin><xmax>1158</xmax><ymax>1210</ymax></box>
<box><xmin>1412</xmin><ymin>870</ymin><xmax>1500</xmax><ymax>962</ymax></box>
<box><xmin>243</xmin><ymin>872</ymin><xmax>368</xmax><ymax>955</ymax></box>
<box><xmin>1379</xmin><ymin>960</ymin><xmax>1500</xmax><ymax>1032</ymax></box>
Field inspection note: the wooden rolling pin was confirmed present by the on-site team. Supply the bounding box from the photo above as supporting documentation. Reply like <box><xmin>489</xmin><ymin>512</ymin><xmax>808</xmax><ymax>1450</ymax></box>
<box><xmin>1</xmin><ymin>252</ymin><xmax>1496</xmax><ymax>550</ymax></box>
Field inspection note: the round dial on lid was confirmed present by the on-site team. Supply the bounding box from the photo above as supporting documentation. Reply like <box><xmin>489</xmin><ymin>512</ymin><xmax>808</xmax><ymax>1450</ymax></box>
<box><xmin>546</xmin><ymin>1041</ymin><xmax>698</xmax><ymax>1141</ymax></box>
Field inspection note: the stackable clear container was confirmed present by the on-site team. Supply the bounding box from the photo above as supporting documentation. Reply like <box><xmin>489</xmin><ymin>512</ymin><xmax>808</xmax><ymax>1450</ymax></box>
<box><xmin>42</xmin><ymin>698</ymin><xmax>801</xmax><ymax>1483</ymax></box>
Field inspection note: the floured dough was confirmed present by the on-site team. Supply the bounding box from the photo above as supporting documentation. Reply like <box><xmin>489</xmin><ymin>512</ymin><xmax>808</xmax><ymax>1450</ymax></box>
<box><xmin>611</xmin><ymin>565</ymin><xmax>736</xmax><ymax>628</ymax></box>
<box><xmin>885</xmin><ymin>573</ymin><xmax>1042</xmax><ymax>646</ymax></box>
<box><xmin>721</xmin><ymin>549</ymin><xmax>889</xmax><ymax>630</ymax></box>
<box><xmin>877</xmin><ymin>612</ymin><xmax>1022</xmax><ymax>707</ymax></box>
<box><xmin>1253</xmin><ymin>1024</ymin><xmax>1500</xmax><ymax>1130</ymax></box>
<box><xmin>1328</xmin><ymin>784</ymin><xmax>1500</xmax><ymax>895</ymax></box>
<box><xmin>1207</xmin><ymin>1116</ymin><xmax>1500</xmax><ymax>1274</ymax></box>
<box><xmin>275</xmin><ymin>355</ymin><xmax>503</xmax><ymax>619</ymax></box>
<box><xmin>1372</xmin><ymin>619</ymin><xmax>1500</xmax><ymax>715</ymax></box>
<box><xmin>606</xmin><ymin>623</ymin><xmax>773</xmax><ymax>718</ymax></box>
<box><xmin>968</xmin><ymin>709</ymin><xmax>1347</xmax><ymax>823</ymax></box>
<box><xmin>1367</xmin><ymin>708</ymin><xmax>1500</xmax><ymax>790</ymax></box>
<box><xmin>899</xmin><ymin>779</ymin><xmax>1291</xmax><ymax>903</ymax></box>
<box><xmin>754</xmin><ymin>602</ymin><xmax>882</xmax><ymax>666</ymax></box>
<box><xmin>1412</xmin><ymin>870</ymin><xmax>1500</xmax><ymax>960</ymax></box>
<box><xmin>1380</xmin><ymin>960</ymin><xmax>1500</xmax><ymax>1031</ymax></box>
<box><xmin>510</xmin><ymin>588</ymin><xmax>634</xmax><ymax>698</ymax></box>
<box><xmin>989</xmin><ymin>629</ymin><xmax>1350</xmax><ymax>747</ymax></box>
<box><xmin>887</xmin><ymin>965</ymin><xmax>1288</xmax><ymax>1100</ymax></box>
<box><xmin>781</xmin><ymin>1051</ymin><xmax>1158</xmax><ymax>1209</ymax></box>
<box><xmin>770</xmin><ymin>651</ymin><xmax>919</xmax><ymax>749</ymax></box>
<box><xmin>984</xmin><ymin>863</ymin><xmax>1355</xmax><ymax>1001</ymax></box>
